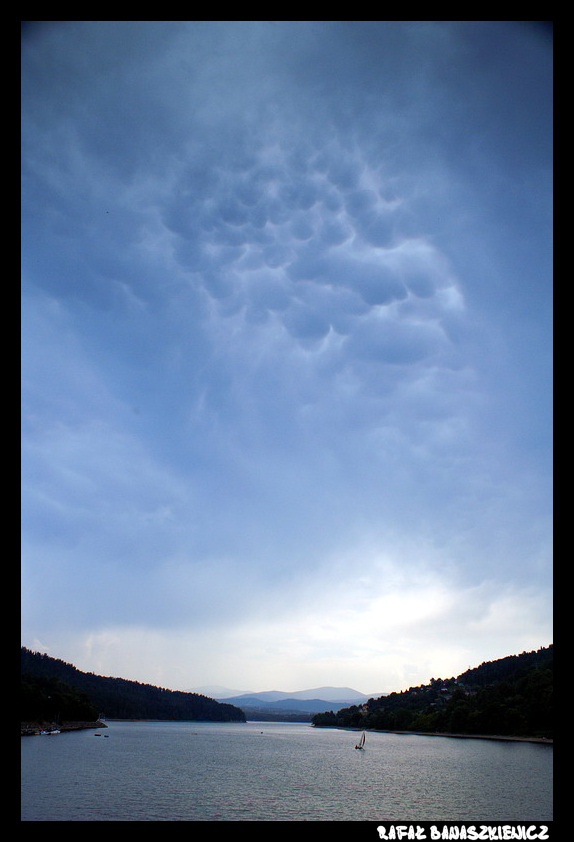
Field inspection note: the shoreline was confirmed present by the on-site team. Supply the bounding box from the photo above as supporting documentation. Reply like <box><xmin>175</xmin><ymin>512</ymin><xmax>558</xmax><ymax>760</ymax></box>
<box><xmin>331</xmin><ymin>726</ymin><xmax>553</xmax><ymax>745</ymax></box>
<box><xmin>21</xmin><ymin>720</ymin><xmax>107</xmax><ymax>736</ymax></box>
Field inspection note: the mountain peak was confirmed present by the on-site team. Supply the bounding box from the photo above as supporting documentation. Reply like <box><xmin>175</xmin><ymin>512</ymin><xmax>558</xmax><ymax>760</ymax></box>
<box><xmin>189</xmin><ymin>685</ymin><xmax>385</xmax><ymax>704</ymax></box>
<box><xmin>188</xmin><ymin>685</ymin><xmax>254</xmax><ymax>699</ymax></box>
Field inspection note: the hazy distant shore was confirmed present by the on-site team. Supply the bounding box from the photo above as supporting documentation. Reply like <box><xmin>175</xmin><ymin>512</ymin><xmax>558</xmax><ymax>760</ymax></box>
<box><xmin>333</xmin><ymin>726</ymin><xmax>553</xmax><ymax>745</ymax></box>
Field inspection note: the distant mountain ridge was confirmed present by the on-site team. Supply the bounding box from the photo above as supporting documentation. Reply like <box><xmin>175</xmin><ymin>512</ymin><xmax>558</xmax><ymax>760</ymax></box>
<box><xmin>220</xmin><ymin>696</ymin><xmax>360</xmax><ymax>715</ymax></box>
<box><xmin>196</xmin><ymin>685</ymin><xmax>381</xmax><ymax>702</ymax></box>
<box><xmin>191</xmin><ymin>685</ymin><xmax>254</xmax><ymax>699</ymax></box>
<box><xmin>237</xmin><ymin>686</ymin><xmax>378</xmax><ymax>702</ymax></box>
<box><xmin>188</xmin><ymin>686</ymin><xmax>386</xmax><ymax>718</ymax></box>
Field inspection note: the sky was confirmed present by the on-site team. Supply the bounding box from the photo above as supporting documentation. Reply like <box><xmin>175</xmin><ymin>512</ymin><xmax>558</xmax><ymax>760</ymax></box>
<box><xmin>21</xmin><ymin>21</ymin><xmax>553</xmax><ymax>696</ymax></box>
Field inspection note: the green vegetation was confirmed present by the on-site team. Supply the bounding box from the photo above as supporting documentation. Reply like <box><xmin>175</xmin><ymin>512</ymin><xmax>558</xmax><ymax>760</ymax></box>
<box><xmin>312</xmin><ymin>645</ymin><xmax>552</xmax><ymax>739</ymax></box>
<box><xmin>21</xmin><ymin>648</ymin><xmax>246</xmax><ymax>723</ymax></box>
<box><xmin>240</xmin><ymin>707</ymin><xmax>312</xmax><ymax>723</ymax></box>
<box><xmin>22</xmin><ymin>672</ymin><xmax>99</xmax><ymax>723</ymax></box>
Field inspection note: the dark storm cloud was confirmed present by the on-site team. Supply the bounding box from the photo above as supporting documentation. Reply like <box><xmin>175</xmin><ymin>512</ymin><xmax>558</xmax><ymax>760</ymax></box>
<box><xmin>21</xmin><ymin>22</ymin><xmax>552</xmax><ymax>690</ymax></box>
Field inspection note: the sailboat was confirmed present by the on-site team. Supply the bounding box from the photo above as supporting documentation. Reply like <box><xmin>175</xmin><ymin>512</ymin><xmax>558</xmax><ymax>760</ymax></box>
<box><xmin>354</xmin><ymin>732</ymin><xmax>366</xmax><ymax>750</ymax></box>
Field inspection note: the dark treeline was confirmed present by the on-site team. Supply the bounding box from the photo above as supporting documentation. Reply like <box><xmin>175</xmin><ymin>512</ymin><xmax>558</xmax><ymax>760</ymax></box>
<box><xmin>22</xmin><ymin>672</ymin><xmax>100</xmax><ymax>723</ymax></box>
<box><xmin>21</xmin><ymin>648</ymin><xmax>246</xmax><ymax>723</ymax></box>
<box><xmin>240</xmin><ymin>708</ymin><xmax>312</xmax><ymax>723</ymax></box>
<box><xmin>312</xmin><ymin>645</ymin><xmax>552</xmax><ymax>739</ymax></box>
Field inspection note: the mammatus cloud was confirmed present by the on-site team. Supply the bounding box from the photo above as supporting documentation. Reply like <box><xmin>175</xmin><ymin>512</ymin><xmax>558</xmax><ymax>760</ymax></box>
<box><xmin>21</xmin><ymin>21</ymin><xmax>552</xmax><ymax>692</ymax></box>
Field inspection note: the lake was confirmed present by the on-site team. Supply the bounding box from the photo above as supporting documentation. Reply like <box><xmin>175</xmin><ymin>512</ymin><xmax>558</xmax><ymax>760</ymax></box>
<box><xmin>20</xmin><ymin>720</ymin><xmax>553</xmax><ymax>822</ymax></box>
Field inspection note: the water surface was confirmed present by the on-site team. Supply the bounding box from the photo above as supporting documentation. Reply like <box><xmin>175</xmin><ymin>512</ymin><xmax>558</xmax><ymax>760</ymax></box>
<box><xmin>21</xmin><ymin>720</ymin><xmax>553</xmax><ymax>821</ymax></box>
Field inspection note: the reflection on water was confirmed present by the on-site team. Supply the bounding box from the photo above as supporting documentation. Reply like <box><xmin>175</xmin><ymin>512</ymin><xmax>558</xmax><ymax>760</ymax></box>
<box><xmin>21</xmin><ymin>721</ymin><xmax>553</xmax><ymax>821</ymax></box>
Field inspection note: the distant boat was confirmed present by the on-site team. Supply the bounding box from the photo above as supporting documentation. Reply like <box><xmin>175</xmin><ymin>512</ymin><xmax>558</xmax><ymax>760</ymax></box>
<box><xmin>40</xmin><ymin>729</ymin><xmax>60</xmax><ymax>735</ymax></box>
<box><xmin>354</xmin><ymin>732</ymin><xmax>366</xmax><ymax>750</ymax></box>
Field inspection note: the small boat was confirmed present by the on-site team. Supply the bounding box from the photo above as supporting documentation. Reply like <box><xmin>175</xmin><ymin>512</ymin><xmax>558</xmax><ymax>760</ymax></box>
<box><xmin>40</xmin><ymin>729</ymin><xmax>60</xmax><ymax>735</ymax></box>
<box><xmin>354</xmin><ymin>731</ymin><xmax>366</xmax><ymax>750</ymax></box>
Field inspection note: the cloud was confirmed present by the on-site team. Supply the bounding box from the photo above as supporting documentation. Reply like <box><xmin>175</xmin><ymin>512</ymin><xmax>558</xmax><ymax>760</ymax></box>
<box><xmin>21</xmin><ymin>21</ymin><xmax>552</xmax><ymax>692</ymax></box>
<box><xmin>34</xmin><ymin>560</ymin><xmax>551</xmax><ymax>693</ymax></box>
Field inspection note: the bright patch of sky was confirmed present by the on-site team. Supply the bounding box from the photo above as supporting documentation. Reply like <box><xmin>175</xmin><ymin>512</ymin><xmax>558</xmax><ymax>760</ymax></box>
<box><xmin>21</xmin><ymin>21</ymin><xmax>552</xmax><ymax>694</ymax></box>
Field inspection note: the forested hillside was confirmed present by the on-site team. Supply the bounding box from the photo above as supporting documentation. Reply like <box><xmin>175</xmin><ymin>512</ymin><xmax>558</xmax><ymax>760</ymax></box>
<box><xmin>22</xmin><ymin>672</ymin><xmax>100</xmax><ymax>724</ymax></box>
<box><xmin>21</xmin><ymin>648</ymin><xmax>246</xmax><ymax>723</ymax></box>
<box><xmin>312</xmin><ymin>645</ymin><xmax>552</xmax><ymax>739</ymax></box>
